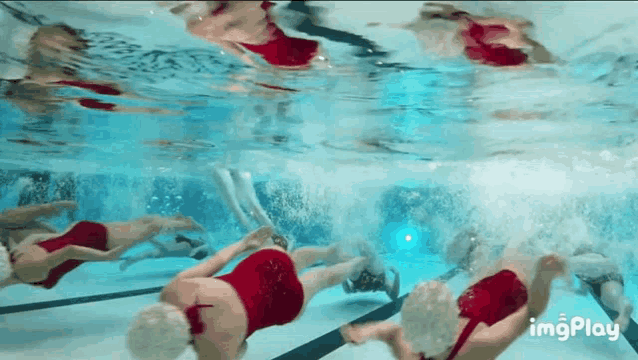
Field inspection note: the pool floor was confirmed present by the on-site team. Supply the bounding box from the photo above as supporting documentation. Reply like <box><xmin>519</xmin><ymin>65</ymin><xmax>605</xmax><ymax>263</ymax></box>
<box><xmin>1</xmin><ymin>253</ymin><xmax>636</xmax><ymax>359</ymax></box>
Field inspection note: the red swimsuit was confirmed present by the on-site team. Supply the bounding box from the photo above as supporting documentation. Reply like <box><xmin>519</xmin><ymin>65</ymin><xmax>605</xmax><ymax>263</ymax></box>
<box><xmin>10</xmin><ymin>221</ymin><xmax>109</xmax><ymax>289</ymax></box>
<box><xmin>53</xmin><ymin>80</ymin><xmax>119</xmax><ymax>111</ymax></box>
<box><xmin>458</xmin><ymin>16</ymin><xmax>528</xmax><ymax>67</ymax></box>
<box><xmin>421</xmin><ymin>270</ymin><xmax>528</xmax><ymax>360</ymax></box>
<box><xmin>213</xmin><ymin>1</ymin><xmax>319</xmax><ymax>69</ymax></box>
<box><xmin>185</xmin><ymin>249</ymin><xmax>304</xmax><ymax>339</ymax></box>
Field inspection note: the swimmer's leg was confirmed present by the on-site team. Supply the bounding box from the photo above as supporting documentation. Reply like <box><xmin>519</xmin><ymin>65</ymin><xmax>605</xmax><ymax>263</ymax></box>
<box><xmin>104</xmin><ymin>215</ymin><xmax>204</xmax><ymax>250</ymax></box>
<box><xmin>231</xmin><ymin>170</ymin><xmax>274</xmax><ymax>228</ymax></box>
<box><xmin>119</xmin><ymin>248</ymin><xmax>162</xmax><ymax>271</ymax></box>
<box><xmin>295</xmin><ymin>257</ymin><xmax>368</xmax><ymax>321</ymax></box>
<box><xmin>290</xmin><ymin>243</ymin><xmax>354</xmax><ymax>272</ymax></box>
<box><xmin>211</xmin><ymin>165</ymin><xmax>252</xmax><ymax>230</ymax></box>
<box><xmin>600</xmin><ymin>280</ymin><xmax>634</xmax><ymax>332</ymax></box>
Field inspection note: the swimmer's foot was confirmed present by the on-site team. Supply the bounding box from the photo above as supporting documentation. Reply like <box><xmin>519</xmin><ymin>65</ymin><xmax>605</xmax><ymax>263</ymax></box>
<box><xmin>326</xmin><ymin>243</ymin><xmax>353</xmax><ymax>266</ymax></box>
<box><xmin>385</xmin><ymin>267</ymin><xmax>401</xmax><ymax>301</ymax></box>
<box><xmin>343</xmin><ymin>278</ymin><xmax>354</xmax><ymax>294</ymax></box>
<box><xmin>615</xmin><ymin>298</ymin><xmax>634</xmax><ymax>333</ymax></box>
<box><xmin>171</xmin><ymin>214</ymin><xmax>206</xmax><ymax>232</ymax></box>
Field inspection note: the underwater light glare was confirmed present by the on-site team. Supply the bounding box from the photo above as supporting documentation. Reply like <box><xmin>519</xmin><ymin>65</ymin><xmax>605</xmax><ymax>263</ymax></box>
<box><xmin>383</xmin><ymin>222</ymin><xmax>422</xmax><ymax>252</ymax></box>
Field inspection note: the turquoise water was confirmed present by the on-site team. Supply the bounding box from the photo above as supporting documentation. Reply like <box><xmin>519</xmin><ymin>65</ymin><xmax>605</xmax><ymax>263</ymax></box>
<box><xmin>2</xmin><ymin>1</ymin><xmax>638</xmax><ymax>359</ymax></box>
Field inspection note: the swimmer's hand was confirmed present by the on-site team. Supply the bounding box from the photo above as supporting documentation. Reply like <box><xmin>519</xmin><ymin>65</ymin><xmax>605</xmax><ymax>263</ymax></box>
<box><xmin>340</xmin><ymin>324</ymin><xmax>367</xmax><ymax>345</ymax></box>
<box><xmin>537</xmin><ymin>254</ymin><xmax>569</xmax><ymax>281</ymax></box>
<box><xmin>241</xmin><ymin>226</ymin><xmax>274</xmax><ymax>251</ymax></box>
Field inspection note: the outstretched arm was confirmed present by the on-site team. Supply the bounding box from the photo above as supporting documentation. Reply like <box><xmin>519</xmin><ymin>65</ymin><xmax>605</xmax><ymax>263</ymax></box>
<box><xmin>0</xmin><ymin>201</ymin><xmax>76</xmax><ymax>228</ymax></box>
<box><xmin>341</xmin><ymin>321</ymin><xmax>414</xmax><ymax>360</ymax></box>
<box><xmin>170</xmin><ymin>226</ymin><xmax>273</xmax><ymax>282</ymax></box>
<box><xmin>469</xmin><ymin>255</ymin><xmax>567</xmax><ymax>358</ymax></box>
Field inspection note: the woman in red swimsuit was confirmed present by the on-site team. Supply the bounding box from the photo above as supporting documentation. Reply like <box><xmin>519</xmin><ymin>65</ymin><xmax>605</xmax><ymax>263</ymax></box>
<box><xmin>126</xmin><ymin>225</ymin><xmax>373</xmax><ymax>360</ymax></box>
<box><xmin>340</xmin><ymin>252</ymin><xmax>568</xmax><ymax>360</ymax></box>
<box><xmin>407</xmin><ymin>2</ymin><xmax>555</xmax><ymax>67</ymax></box>
<box><xmin>5</xmin><ymin>23</ymin><xmax>179</xmax><ymax>115</ymax></box>
<box><xmin>0</xmin><ymin>201</ymin><xmax>204</xmax><ymax>290</ymax></box>
<box><xmin>166</xmin><ymin>1</ymin><xmax>325</xmax><ymax>70</ymax></box>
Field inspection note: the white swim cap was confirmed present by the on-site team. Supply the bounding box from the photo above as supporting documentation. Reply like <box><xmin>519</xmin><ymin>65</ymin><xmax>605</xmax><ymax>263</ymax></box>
<box><xmin>0</xmin><ymin>243</ymin><xmax>11</xmax><ymax>283</ymax></box>
<box><xmin>127</xmin><ymin>303</ymin><xmax>191</xmax><ymax>360</ymax></box>
<box><xmin>401</xmin><ymin>281</ymin><xmax>460</xmax><ymax>357</ymax></box>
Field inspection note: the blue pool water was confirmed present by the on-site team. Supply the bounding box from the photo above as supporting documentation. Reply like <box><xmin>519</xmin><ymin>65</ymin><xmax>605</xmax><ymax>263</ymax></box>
<box><xmin>2</xmin><ymin>1</ymin><xmax>638</xmax><ymax>359</ymax></box>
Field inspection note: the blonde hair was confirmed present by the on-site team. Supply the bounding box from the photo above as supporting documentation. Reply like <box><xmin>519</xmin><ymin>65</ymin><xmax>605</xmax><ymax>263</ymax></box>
<box><xmin>0</xmin><ymin>244</ymin><xmax>11</xmax><ymax>283</ymax></box>
<box><xmin>127</xmin><ymin>303</ymin><xmax>191</xmax><ymax>360</ymax></box>
<box><xmin>401</xmin><ymin>281</ymin><xmax>459</xmax><ymax>356</ymax></box>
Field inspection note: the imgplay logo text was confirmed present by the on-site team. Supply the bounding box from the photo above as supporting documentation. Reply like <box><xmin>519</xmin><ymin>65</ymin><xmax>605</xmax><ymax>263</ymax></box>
<box><xmin>530</xmin><ymin>313</ymin><xmax>619</xmax><ymax>341</ymax></box>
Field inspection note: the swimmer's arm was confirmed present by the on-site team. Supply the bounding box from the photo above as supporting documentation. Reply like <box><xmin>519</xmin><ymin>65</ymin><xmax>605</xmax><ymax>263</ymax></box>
<box><xmin>468</xmin><ymin>305</ymin><xmax>530</xmax><ymax>358</ymax></box>
<box><xmin>0</xmin><ymin>202</ymin><xmax>72</xmax><ymax>227</ymax></box>
<box><xmin>171</xmin><ymin>240</ymin><xmax>246</xmax><ymax>281</ymax></box>
<box><xmin>341</xmin><ymin>322</ymin><xmax>414</xmax><ymax>359</ymax></box>
<box><xmin>65</xmin><ymin>245</ymin><xmax>127</xmax><ymax>262</ymax></box>
<box><xmin>170</xmin><ymin>226</ymin><xmax>272</xmax><ymax>282</ymax></box>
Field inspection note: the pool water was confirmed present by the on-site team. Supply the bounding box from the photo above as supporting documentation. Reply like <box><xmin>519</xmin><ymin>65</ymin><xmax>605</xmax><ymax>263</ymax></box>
<box><xmin>1</xmin><ymin>1</ymin><xmax>638</xmax><ymax>359</ymax></box>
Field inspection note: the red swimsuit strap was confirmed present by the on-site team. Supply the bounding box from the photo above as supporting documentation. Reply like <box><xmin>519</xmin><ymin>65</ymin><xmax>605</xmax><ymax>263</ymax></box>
<box><xmin>445</xmin><ymin>318</ymin><xmax>481</xmax><ymax>360</ymax></box>
<box><xmin>184</xmin><ymin>299</ymin><xmax>214</xmax><ymax>336</ymax></box>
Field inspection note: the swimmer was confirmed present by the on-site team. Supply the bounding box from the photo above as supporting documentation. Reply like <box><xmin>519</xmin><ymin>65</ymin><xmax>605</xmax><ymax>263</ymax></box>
<box><xmin>119</xmin><ymin>234</ymin><xmax>215</xmax><ymax>271</ymax></box>
<box><xmin>406</xmin><ymin>2</ymin><xmax>555</xmax><ymax>67</ymax></box>
<box><xmin>0</xmin><ymin>201</ymin><xmax>75</xmax><ymax>251</ymax></box>
<box><xmin>341</xmin><ymin>252</ymin><xmax>568</xmax><ymax>360</ymax></box>
<box><xmin>0</xmin><ymin>204</ymin><xmax>205</xmax><ymax>289</ymax></box>
<box><xmin>126</xmin><ymin>225</ymin><xmax>374</xmax><ymax>360</ymax></box>
<box><xmin>443</xmin><ymin>227</ymin><xmax>490</xmax><ymax>273</ymax></box>
<box><xmin>567</xmin><ymin>246</ymin><xmax>634</xmax><ymax>332</ymax></box>
<box><xmin>4</xmin><ymin>23</ymin><xmax>179</xmax><ymax>114</ymax></box>
<box><xmin>342</xmin><ymin>239</ymin><xmax>401</xmax><ymax>301</ymax></box>
<box><xmin>162</xmin><ymin>1</ymin><xmax>326</xmax><ymax>70</ymax></box>
<box><xmin>211</xmin><ymin>165</ymin><xmax>293</xmax><ymax>249</ymax></box>
<box><xmin>213</xmin><ymin>164</ymin><xmax>398</xmax><ymax>298</ymax></box>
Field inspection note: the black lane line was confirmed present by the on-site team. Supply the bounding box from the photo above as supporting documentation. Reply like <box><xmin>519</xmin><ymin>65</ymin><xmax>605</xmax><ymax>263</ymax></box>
<box><xmin>271</xmin><ymin>267</ymin><xmax>462</xmax><ymax>360</ymax></box>
<box><xmin>0</xmin><ymin>286</ymin><xmax>163</xmax><ymax>315</ymax></box>
<box><xmin>585</xmin><ymin>280</ymin><xmax>638</xmax><ymax>354</ymax></box>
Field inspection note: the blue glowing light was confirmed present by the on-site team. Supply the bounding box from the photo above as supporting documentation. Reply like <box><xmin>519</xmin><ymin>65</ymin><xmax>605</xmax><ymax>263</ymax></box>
<box><xmin>383</xmin><ymin>221</ymin><xmax>427</xmax><ymax>252</ymax></box>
